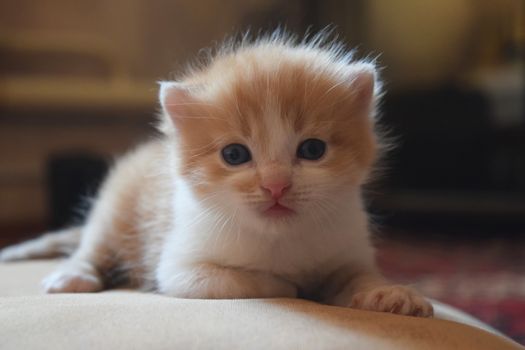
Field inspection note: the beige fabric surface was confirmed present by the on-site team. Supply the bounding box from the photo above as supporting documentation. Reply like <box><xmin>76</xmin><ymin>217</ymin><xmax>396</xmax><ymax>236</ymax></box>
<box><xmin>0</xmin><ymin>261</ymin><xmax>522</xmax><ymax>350</ymax></box>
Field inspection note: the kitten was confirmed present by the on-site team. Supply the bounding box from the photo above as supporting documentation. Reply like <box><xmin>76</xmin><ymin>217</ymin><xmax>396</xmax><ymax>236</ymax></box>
<box><xmin>0</xmin><ymin>32</ymin><xmax>432</xmax><ymax>317</ymax></box>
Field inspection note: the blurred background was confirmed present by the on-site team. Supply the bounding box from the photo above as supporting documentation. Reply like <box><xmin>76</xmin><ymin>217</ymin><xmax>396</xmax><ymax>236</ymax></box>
<box><xmin>0</xmin><ymin>0</ymin><xmax>524</xmax><ymax>343</ymax></box>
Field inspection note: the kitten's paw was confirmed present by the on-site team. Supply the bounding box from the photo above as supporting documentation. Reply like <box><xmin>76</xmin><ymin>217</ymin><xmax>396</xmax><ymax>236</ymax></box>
<box><xmin>42</xmin><ymin>266</ymin><xmax>103</xmax><ymax>293</ymax></box>
<box><xmin>351</xmin><ymin>285</ymin><xmax>433</xmax><ymax>317</ymax></box>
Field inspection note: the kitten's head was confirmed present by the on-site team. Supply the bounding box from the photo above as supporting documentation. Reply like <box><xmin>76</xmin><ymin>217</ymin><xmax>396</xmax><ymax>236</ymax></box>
<box><xmin>159</xmin><ymin>36</ymin><xmax>381</xmax><ymax>229</ymax></box>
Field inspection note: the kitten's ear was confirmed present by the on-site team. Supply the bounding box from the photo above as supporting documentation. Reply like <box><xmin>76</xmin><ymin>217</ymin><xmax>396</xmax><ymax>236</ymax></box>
<box><xmin>158</xmin><ymin>81</ymin><xmax>193</xmax><ymax>133</ymax></box>
<box><xmin>347</xmin><ymin>63</ymin><xmax>378</xmax><ymax>111</ymax></box>
<box><xmin>159</xmin><ymin>81</ymin><xmax>192</xmax><ymax>117</ymax></box>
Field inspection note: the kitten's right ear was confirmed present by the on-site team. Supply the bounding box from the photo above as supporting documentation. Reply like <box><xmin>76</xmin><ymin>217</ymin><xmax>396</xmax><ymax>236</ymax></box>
<box><xmin>159</xmin><ymin>81</ymin><xmax>191</xmax><ymax>118</ymax></box>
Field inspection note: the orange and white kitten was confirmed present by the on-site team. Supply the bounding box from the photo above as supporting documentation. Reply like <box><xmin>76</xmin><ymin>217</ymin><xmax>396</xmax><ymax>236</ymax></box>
<box><xmin>1</xmin><ymin>33</ymin><xmax>432</xmax><ymax>317</ymax></box>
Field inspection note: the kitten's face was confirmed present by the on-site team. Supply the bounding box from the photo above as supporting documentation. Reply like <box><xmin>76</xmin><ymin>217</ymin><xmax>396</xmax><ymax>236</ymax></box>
<box><xmin>162</xmin><ymin>51</ymin><xmax>378</xmax><ymax>229</ymax></box>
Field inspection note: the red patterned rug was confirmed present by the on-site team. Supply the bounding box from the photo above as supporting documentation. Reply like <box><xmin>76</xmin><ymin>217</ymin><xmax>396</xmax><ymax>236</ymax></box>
<box><xmin>377</xmin><ymin>234</ymin><xmax>525</xmax><ymax>344</ymax></box>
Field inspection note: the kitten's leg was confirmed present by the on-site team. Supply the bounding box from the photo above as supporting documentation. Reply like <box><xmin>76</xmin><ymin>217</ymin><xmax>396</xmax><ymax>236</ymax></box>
<box><xmin>158</xmin><ymin>263</ymin><xmax>297</xmax><ymax>299</ymax></box>
<box><xmin>324</xmin><ymin>268</ymin><xmax>433</xmax><ymax>317</ymax></box>
<box><xmin>41</xmin><ymin>144</ymin><xmax>159</xmax><ymax>293</ymax></box>
<box><xmin>42</xmin><ymin>193</ymin><xmax>128</xmax><ymax>294</ymax></box>
<box><xmin>0</xmin><ymin>225</ymin><xmax>111</xmax><ymax>293</ymax></box>
<box><xmin>0</xmin><ymin>228</ymin><xmax>80</xmax><ymax>262</ymax></box>
<box><xmin>42</xmin><ymin>226</ymin><xmax>112</xmax><ymax>293</ymax></box>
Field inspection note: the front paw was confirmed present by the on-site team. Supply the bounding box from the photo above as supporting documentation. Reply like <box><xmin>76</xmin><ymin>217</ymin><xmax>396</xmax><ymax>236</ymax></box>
<box><xmin>351</xmin><ymin>285</ymin><xmax>433</xmax><ymax>317</ymax></box>
<box><xmin>42</xmin><ymin>262</ymin><xmax>102</xmax><ymax>293</ymax></box>
<box><xmin>43</xmin><ymin>270</ymin><xmax>102</xmax><ymax>293</ymax></box>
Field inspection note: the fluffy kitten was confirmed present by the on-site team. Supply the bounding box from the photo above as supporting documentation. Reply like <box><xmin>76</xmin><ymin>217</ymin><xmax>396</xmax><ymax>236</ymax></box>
<box><xmin>0</xmin><ymin>33</ymin><xmax>432</xmax><ymax>317</ymax></box>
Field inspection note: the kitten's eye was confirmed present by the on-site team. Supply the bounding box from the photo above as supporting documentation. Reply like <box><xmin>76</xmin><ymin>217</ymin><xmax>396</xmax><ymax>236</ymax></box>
<box><xmin>297</xmin><ymin>139</ymin><xmax>326</xmax><ymax>160</ymax></box>
<box><xmin>221</xmin><ymin>144</ymin><xmax>252</xmax><ymax>165</ymax></box>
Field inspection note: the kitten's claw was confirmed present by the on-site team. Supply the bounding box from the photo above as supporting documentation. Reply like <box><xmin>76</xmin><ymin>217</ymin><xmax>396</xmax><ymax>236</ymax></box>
<box><xmin>42</xmin><ymin>266</ymin><xmax>102</xmax><ymax>293</ymax></box>
<box><xmin>351</xmin><ymin>285</ymin><xmax>433</xmax><ymax>317</ymax></box>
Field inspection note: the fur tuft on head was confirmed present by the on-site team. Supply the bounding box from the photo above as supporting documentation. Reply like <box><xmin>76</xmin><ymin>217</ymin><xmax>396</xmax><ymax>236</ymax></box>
<box><xmin>158</xmin><ymin>29</ymin><xmax>383</xmax><ymax>134</ymax></box>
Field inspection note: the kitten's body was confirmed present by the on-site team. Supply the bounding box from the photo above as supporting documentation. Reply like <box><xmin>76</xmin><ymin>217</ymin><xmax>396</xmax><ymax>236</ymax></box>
<box><xmin>0</xmin><ymin>33</ymin><xmax>432</xmax><ymax>316</ymax></box>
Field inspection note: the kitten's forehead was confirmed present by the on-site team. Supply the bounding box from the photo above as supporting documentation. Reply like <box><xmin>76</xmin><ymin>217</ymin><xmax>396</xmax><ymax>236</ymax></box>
<box><xmin>205</xmin><ymin>56</ymin><xmax>348</xmax><ymax>148</ymax></box>
<box><xmin>254</xmin><ymin>101</ymin><xmax>296</xmax><ymax>161</ymax></box>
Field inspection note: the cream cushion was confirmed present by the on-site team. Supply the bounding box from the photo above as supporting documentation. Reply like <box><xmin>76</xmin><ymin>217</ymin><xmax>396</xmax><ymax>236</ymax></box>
<box><xmin>0</xmin><ymin>261</ymin><xmax>521</xmax><ymax>350</ymax></box>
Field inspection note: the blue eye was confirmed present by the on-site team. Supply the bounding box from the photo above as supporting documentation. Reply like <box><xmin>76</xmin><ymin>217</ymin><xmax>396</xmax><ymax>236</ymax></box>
<box><xmin>221</xmin><ymin>144</ymin><xmax>252</xmax><ymax>165</ymax></box>
<box><xmin>297</xmin><ymin>139</ymin><xmax>326</xmax><ymax>160</ymax></box>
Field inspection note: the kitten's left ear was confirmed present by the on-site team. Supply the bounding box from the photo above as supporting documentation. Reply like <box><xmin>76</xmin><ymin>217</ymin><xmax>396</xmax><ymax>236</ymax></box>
<box><xmin>347</xmin><ymin>63</ymin><xmax>379</xmax><ymax>111</ymax></box>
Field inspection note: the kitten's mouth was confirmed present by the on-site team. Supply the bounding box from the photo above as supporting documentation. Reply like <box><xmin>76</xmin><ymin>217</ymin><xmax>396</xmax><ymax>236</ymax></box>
<box><xmin>263</xmin><ymin>202</ymin><xmax>296</xmax><ymax>218</ymax></box>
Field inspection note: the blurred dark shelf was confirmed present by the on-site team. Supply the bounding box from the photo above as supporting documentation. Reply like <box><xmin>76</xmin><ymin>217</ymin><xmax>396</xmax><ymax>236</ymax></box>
<box><xmin>370</xmin><ymin>84</ymin><xmax>524</xmax><ymax>234</ymax></box>
<box><xmin>373</xmin><ymin>190</ymin><xmax>525</xmax><ymax>216</ymax></box>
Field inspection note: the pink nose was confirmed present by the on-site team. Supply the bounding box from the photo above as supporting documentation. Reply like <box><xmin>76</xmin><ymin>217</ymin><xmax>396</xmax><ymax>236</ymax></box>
<box><xmin>261</xmin><ymin>181</ymin><xmax>291</xmax><ymax>199</ymax></box>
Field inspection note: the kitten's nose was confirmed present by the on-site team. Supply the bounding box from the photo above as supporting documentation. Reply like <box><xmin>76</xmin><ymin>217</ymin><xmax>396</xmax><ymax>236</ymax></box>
<box><xmin>261</xmin><ymin>181</ymin><xmax>291</xmax><ymax>200</ymax></box>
